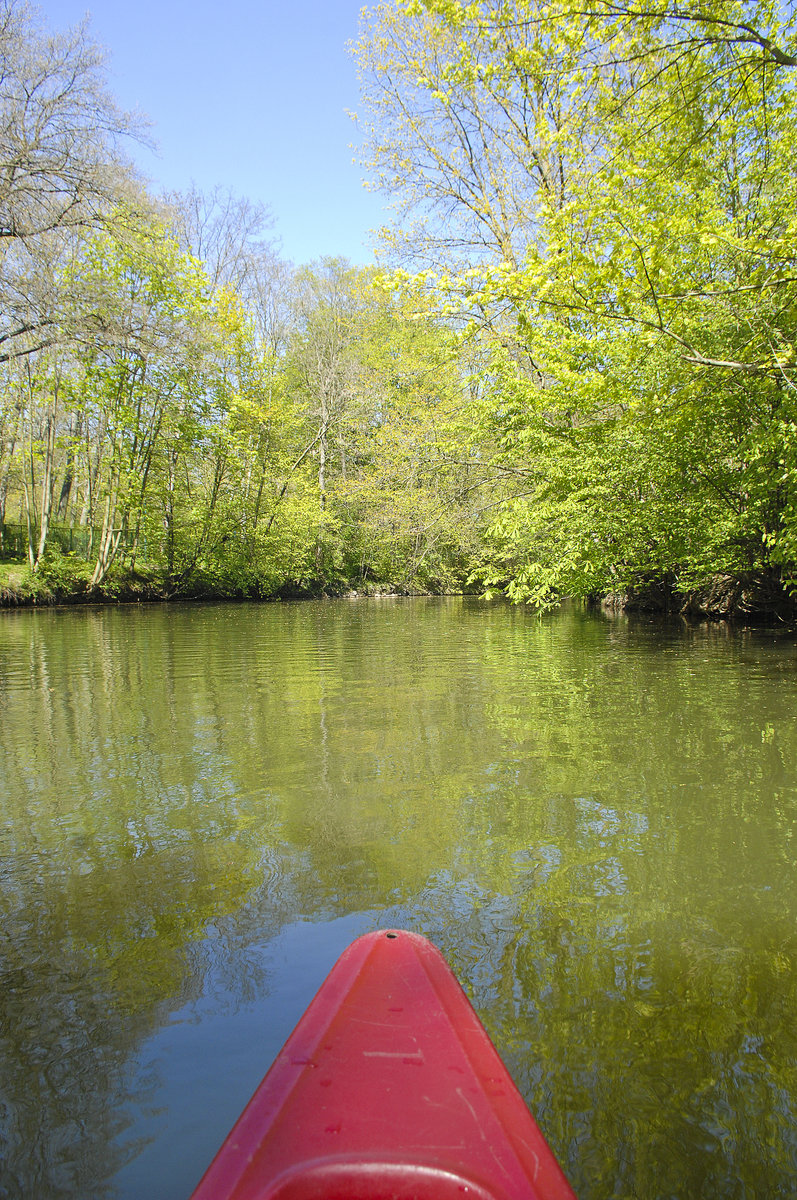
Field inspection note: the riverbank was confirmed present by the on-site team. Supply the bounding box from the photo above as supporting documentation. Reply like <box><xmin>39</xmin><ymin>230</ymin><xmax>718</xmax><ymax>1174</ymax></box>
<box><xmin>3</xmin><ymin>559</ymin><xmax>796</xmax><ymax>622</ymax></box>
<box><xmin>0</xmin><ymin>561</ymin><xmax>455</xmax><ymax>609</ymax></box>
<box><xmin>601</xmin><ymin>570</ymin><xmax>797</xmax><ymax>624</ymax></box>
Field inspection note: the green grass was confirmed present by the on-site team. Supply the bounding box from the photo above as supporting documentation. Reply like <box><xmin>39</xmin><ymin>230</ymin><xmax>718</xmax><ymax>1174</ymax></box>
<box><xmin>0</xmin><ymin>560</ymin><xmax>28</xmax><ymax>598</ymax></box>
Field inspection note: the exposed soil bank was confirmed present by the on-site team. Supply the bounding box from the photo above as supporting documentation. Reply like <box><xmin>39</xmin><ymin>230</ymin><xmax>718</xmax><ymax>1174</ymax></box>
<box><xmin>601</xmin><ymin>571</ymin><xmax>797</xmax><ymax>623</ymax></box>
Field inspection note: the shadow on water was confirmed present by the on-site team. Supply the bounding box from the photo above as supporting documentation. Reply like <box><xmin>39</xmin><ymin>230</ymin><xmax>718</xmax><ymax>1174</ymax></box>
<box><xmin>0</xmin><ymin>599</ymin><xmax>796</xmax><ymax>1197</ymax></box>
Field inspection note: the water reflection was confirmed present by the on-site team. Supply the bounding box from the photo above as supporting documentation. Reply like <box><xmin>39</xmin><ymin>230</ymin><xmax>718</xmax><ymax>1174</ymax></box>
<box><xmin>0</xmin><ymin>600</ymin><xmax>796</xmax><ymax>1197</ymax></box>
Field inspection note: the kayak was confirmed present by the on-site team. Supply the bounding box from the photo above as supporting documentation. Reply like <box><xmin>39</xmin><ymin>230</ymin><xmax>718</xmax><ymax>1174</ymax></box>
<box><xmin>189</xmin><ymin>929</ymin><xmax>576</xmax><ymax>1200</ymax></box>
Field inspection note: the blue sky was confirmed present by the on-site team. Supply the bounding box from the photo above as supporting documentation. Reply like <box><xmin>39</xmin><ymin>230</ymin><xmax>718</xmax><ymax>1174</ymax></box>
<box><xmin>35</xmin><ymin>0</ymin><xmax>390</xmax><ymax>265</ymax></box>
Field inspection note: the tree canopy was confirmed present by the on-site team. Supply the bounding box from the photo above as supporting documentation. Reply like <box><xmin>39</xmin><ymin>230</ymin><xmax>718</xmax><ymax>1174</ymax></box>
<box><xmin>2</xmin><ymin>0</ymin><xmax>797</xmax><ymax>616</ymax></box>
<box><xmin>353</xmin><ymin>0</ymin><xmax>797</xmax><ymax>612</ymax></box>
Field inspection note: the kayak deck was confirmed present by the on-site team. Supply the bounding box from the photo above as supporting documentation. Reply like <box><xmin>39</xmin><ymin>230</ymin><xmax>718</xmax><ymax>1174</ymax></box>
<box><xmin>190</xmin><ymin>929</ymin><xmax>576</xmax><ymax>1200</ymax></box>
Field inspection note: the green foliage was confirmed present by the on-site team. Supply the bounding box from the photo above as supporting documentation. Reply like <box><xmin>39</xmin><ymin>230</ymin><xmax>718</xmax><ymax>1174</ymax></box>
<box><xmin>3</xmin><ymin>206</ymin><xmax>493</xmax><ymax>602</ymax></box>
<box><xmin>356</xmin><ymin>0</ymin><xmax>797</xmax><ymax>613</ymax></box>
<box><xmin>5</xmin><ymin>0</ymin><xmax>797</xmax><ymax>612</ymax></box>
<box><xmin>34</xmin><ymin>550</ymin><xmax>93</xmax><ymax>594</ymax></box>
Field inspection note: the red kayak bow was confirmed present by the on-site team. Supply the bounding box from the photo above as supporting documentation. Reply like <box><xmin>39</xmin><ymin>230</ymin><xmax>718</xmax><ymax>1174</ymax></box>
<box><xmin>190</xmin><ymin>929</ymin><xmax>576</xmax><ymax>1200</ymax></box>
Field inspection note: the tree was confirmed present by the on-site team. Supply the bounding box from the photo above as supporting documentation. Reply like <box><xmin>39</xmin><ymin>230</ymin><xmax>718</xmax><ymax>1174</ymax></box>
<box><xmin>0</xmin><ymin>1</ymin><xmax>144</xmax><ymax>363</ymax></box>
<box><xmin>170</xmin><ymin>185</ymin><xmax>279</xmax><ymax>301</ymax></box>
<box><xmin>355</xmin><ymin>0</ymin><xmax>797</xmax><ymax>609</ymax></box>
<box><xmin>331</xmin><ymin>274</ymin><xmax>486</xmax><ymax>590</ymax></box>
<box><xmin>62</xmin><ymin>210</ymin><xmax>215</xmax><ymax>587</ymax></box>
<box><xmin>354</xmin><ymin>0</ymin><xmax>579</xmax><ymax>283</ymax></box>
<box><xmin>522</xmin><ymin>0</ymin><xmax>797</xmax><ymax>600</ymax></box>
<box><xmin>356</xmin><ymin>0</ymin><xmax>797</xmax><ymax>362</ymax></box>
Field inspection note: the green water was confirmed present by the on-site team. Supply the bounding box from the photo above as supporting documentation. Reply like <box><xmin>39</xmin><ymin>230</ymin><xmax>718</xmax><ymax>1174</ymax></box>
<box><xmin>0</xmin><ymin>598</ymin><xmax>795</xmax><ymax>1198</ymax></box>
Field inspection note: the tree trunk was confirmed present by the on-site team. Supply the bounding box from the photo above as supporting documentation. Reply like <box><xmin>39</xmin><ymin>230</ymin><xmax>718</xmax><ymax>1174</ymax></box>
<box><xmin>35</xmin><ymin>409</ymin><xmax>57</xmax><ymax>568</ymax></box>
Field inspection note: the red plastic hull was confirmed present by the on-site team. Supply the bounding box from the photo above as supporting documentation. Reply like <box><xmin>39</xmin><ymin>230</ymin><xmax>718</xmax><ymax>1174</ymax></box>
<box><xmin>190</xmin><ymin>929</ymin><xmax>576</xmax><ymax>1200</ymax></box>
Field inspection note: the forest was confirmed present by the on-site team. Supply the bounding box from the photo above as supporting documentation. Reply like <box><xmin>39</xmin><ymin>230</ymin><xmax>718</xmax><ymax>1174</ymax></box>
<box><xmin>1</xmin><ymin>0</ymin><xmax>796</xmax><ymax>616</ymax></box>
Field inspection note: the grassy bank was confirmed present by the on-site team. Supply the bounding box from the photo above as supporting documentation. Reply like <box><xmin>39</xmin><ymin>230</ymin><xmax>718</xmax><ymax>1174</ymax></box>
<box><xmin>0</xmin><ymin>560</ymin><xmax>171</xmax><ymax>607</ymax></box>
<box><xmin>0</xmin><ymin>558</ymin><xmax>464</xmax><ymax>608</ymax></box>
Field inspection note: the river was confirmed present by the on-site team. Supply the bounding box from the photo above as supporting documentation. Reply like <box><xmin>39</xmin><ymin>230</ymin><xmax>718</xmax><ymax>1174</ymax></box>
<box><xmin>0</xmin><ymin>597</ymin><xmax>795</xmax><ymax>1198</ymax></box>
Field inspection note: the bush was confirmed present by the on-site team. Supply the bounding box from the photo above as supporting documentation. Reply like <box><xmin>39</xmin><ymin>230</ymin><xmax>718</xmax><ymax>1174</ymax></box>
<box><xmin>32</xmin><ymin>551</ymin><xmax>92</xmax><ymax>596</ymax></box>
